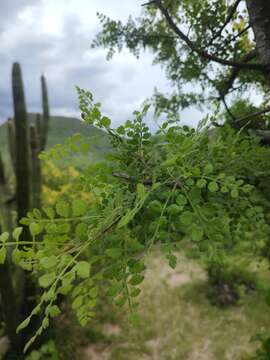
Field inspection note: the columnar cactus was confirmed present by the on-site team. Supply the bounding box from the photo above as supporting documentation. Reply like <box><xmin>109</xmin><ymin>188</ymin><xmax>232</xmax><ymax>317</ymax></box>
<box><xmin>9</xmin><ymin>67</ymin><xmax>50</xmax><ymax>214</ymax></box>
<box><xmin>7</xmin><ymin>118</ymin><xmax>16</xmax><ymax>170</ymax></box>
<box><xmin>12</xmin><ymin>62</ymin><xmax>31</xmax><ymax>232</ymax></box>
<box><xmin>30</xmin><ymin>75</ymin><xmax>50</xmax><ymax>208</ymax></box>
<box><xmin>41</xmin><ymin>75</ymin><xmax>50</xmax><ymax>150</ymax></box>
<box><xmin>0</xmin><ymin>63</ymin><xmax>51</xmax><ymax>352</ymax></box>
<box><xmin>30</xmin><ymin>121</ymin><xmax>42</xmax><ymax>209</ymax></box>
<box><xmin>36</xmin><ymin>112</ymin><xmax>42</xmax><ymax>140</ymax></box>
<box><xmin>0</xmin><ymin>151</ymin><xmax>5</xmax><ymax>185</ymax></box>
<box><xmin>0</xmin><ymin>152</ymin><xmax>21</xmax><ymax>350</ymax></box>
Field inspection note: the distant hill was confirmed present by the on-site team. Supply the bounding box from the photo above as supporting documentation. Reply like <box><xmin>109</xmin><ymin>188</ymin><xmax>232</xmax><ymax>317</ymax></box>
<box><xmin>0</xmin><ymin>114</ymin><xmax>110</xmax><ymax>168</ymax></box>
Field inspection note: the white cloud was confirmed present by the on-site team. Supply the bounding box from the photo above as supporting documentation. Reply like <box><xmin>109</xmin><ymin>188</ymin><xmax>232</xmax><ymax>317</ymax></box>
<box><xmin>0</xmin><ymin>0</ymin><xmax>202</xmax><ymax>129</ymax></box>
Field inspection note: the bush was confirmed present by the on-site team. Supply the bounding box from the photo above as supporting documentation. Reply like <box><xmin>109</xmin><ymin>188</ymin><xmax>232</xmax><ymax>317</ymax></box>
<box><xmin>207</xmin><ymin>257</ymin><xmax>257</xmax><ymax>306</ymax></box>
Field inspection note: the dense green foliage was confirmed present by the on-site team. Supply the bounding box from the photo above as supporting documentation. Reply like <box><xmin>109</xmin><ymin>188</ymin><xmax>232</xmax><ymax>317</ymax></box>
<box><xmin>0</xmin><ymin>89</ymin><xmax>270</xmax><ymax>356</ymax></box>
<box><xmin>91</xmin><ymin>4</ymin><xmax>270</xmax><ymax>355</ymax></box>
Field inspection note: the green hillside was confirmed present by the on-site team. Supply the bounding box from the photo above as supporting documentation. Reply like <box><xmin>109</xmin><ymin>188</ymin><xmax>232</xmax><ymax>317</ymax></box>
<box><xmin>0</xmin><ymin>114</ymin><xmax>110</xmax><ymax>168</ymax></box>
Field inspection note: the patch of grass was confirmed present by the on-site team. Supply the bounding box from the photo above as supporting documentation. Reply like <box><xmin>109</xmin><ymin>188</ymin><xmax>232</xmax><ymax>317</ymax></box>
<box><xmin>79</xmin><ymin>252</ymin><xmax>270</xmax><ymax>360</ymax></box>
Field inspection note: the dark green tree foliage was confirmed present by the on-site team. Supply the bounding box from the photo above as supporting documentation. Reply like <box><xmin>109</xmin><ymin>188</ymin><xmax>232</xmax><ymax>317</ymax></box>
<box><xmin>94</xmin><ymin>0</ymin><xmax>270</xmax><ymax>127</ymax></box>
<box><xmin>224</xmin><ymin>99</ymin><xmax>270</xmax><ymax>130</ymax></box>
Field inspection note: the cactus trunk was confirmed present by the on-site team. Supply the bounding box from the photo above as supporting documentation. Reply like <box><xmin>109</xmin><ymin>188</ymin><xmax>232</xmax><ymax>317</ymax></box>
<box><xmin>12</xmin><ymin>63</ymin><xmax>39</xmax><ymax>351</ymax></box>
<box><xmin>12</xmin><ymin>62</ymin><xmax>31</xmax><ymax>231</ymax></box>
<box><xmin>30</xmin><ymin>121</ymin><xmax>42</xmax><ymax>209</ymax></box>
<box><xmin>0</xmin><ymin>63</ymin><xmax>51</xmax><ymax>353</ymax></box>
<box><xmin>7</xmin><ymin>118</ymin><xmax>16</xmax><ymax>170</ymax></box>
<box><xmin>0</xmin><ymin>152</ymin><xmax>22</xmax><ymax>351</ymax></box>
<box><xmin>41</xmin><ymin>75</ymin><xmax>50</xmax><ymax>150</ymax></box>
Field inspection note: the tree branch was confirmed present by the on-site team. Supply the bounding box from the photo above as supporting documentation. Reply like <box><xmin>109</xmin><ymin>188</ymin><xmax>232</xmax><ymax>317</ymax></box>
<box><xmin>221</xmin><ymin>50</ymin><xmax>257</xmax><ymax>96</ymax></box>
<box><xmin>207</xmin><ymin>0</ymin><xmax>242</xmax><ymax>47</ymax></box>
<box><xmin>234</xmin><ymin>106</ymin><xmax>270</xmax><ymax>123</ymax></box>
<box><xmin>212</xmin><ymin>105</ymin><xmax>270</xmax><ymax>128</ymax></box>
<box><xmin>211</xmin><ymin>121</ymin><xmax>224</xmax><ymax>128</ymax></box>
<box><xmin>146</xmin><ymin>0</ymin><xmax>264</xmax><ymax>70</ymax></box>
<box><xmin>221</xmin><ymin>97</ymin><xmax>236</xmax><ymax>121</ymax></box>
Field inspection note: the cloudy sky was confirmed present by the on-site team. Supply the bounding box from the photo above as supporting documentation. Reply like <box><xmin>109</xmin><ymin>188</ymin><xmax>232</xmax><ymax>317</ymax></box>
<box><xmin>0</xmin><ymin>0</ymin><xmax>202</xmax><ymax>129</ymax></box>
